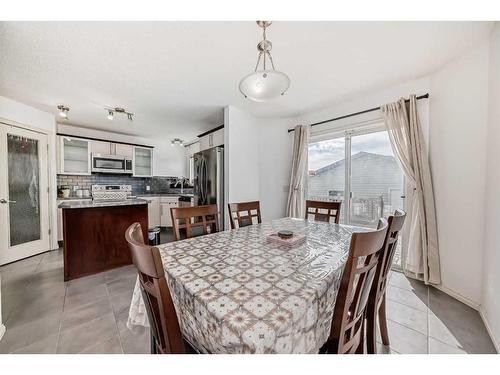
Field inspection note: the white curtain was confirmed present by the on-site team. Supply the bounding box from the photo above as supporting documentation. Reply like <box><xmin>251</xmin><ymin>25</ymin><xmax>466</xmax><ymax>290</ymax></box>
<box><xmin>286</xmin><ymin>125</ymin><xmax>310</xmax><ymax>218</ymax></box>
<box><xmin>381</xmin><ymin>95</ymin><xmax>441</xmax><ymax>285</ymax></box>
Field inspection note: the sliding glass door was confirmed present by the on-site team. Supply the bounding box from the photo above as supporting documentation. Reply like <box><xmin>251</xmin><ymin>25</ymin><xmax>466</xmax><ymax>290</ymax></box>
<box><xmin>308</xmin><ymin>126</ymin><xmax>405</xmax><ymax>268</ymax></box>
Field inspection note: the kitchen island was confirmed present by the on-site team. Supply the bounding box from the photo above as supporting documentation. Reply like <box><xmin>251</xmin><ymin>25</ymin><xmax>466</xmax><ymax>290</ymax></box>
<box><xmin>59</xmin><ymin>199</ymin><xmax>148</xmax><ymax>281</ymax></box>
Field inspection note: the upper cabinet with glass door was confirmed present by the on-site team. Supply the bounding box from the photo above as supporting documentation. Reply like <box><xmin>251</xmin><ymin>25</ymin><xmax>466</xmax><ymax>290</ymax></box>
<box><xmin>58</xmin><ymin>136</ymin><xmax>92</xmax><ymax>175</ymax></box>
<box><xmin>133</xmin><ymin>146</ymin><xmax>153</xmax><ymax>177</ymax></box>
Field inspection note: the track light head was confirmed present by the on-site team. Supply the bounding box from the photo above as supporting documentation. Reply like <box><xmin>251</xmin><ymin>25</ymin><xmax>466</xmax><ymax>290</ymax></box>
<box><xmin>57</xmin><ymin>105</ymin><xmax>70</xmax><ymax>119</ymax></box>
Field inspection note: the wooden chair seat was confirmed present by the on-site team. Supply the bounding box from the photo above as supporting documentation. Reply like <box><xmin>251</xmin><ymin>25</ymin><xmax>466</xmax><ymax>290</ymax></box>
<box><xmin>125</xmin><ymin>222</ymin><xmax>196</xmax><ymax>354</ymax></box>
<box><xmin>322</xmin><ymin>219</ymin><xmax>388</xmax><ymax>354</ymax></box>
<box><xmin>366</xmin><ymin>210</ymin><xmax>406</xmax><ymax>354</ymax></box>
<box><xmin>170</xmin><ymin>204</ymin><xmax>220</xmax><ymax>241</ymax></box>
<box><xmin>305</xmin><ymin>200</ymin><xmax>342</xmax><ymax>224</ymax></box>
<box><xmin>228</xmin><ymin>201</ymin><xmax>262</xmax><ymax>229</ymax></box>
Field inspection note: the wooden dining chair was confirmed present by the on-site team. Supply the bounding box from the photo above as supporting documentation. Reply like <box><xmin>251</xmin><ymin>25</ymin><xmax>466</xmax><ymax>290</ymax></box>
<box><xmin>125</xmin><ymin>222</ymin><xmax>196</xmax><ymax>354</ymax></box>
<box><xmin>170</xmin><ymin>204</ymin><xmax>220</xmax><ymax>241</ymax></box>
<box><xmin>228</xmin><ymin>201</ymin><xmax>262</xmax><ymax>229</ymax></box>
<box><xmin>305</xmin><ymin>200</ymin><xmax>342</xmax><ymax>224</ymax></box>
<box><xmin>322</xmin><ymin>219</ymin><xmax>388</xmax><ymax>354</ymax></box>
<box><xmin>366</xmin><ymin>210</ymin><xmax>406</xmax><ymax>354</ymax></box>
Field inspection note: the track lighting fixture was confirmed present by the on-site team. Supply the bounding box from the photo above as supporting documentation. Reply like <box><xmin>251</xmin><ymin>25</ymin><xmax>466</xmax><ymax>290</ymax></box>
<box><xmin>171</xmin><ymin>138</ymin><xmax>184</xmax><ymax>147</ymax></box>
<box><xmin>104</xmin><ymin>106</ymin><xmax>134</xmax><ymax>121</ymax></box>
<box><xmin>57</xmin><ymin>105</ymin><xmax>70</xmax><ymax>119</ymax></box>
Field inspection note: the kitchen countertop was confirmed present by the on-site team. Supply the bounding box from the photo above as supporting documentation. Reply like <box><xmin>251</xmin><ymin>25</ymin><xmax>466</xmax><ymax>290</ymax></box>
<box><xmin>136</xmin><ymin>192</ymin><xmax>194</xmax><ymax>197</ymax></box>
<box><xmin>58</xmin><ymin>199</ymin><xmax>148</xmax><ymax>209</ymax></box>
<box><xmin>57</xmin><ymin>197</ymin><xmax>92</xmax><ymax>200</ymax></box>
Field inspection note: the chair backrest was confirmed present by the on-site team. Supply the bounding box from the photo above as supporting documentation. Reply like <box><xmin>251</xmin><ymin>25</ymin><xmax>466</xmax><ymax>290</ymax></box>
<box><xmin>305</xmin><ymin>200</ymin><xmax>342</xmax><ymax>224</ymax></box>
<box><xmin>125</xmin><ymin>222</ymin><xmax>185</xmax><ymax>354</ymax></box>
<box><xmin>170</xmin><ymin>204</ymin><xmax>220</xmax><ymax>241</ymax></box>
<box><xmin>371</xmin><ymin>210</ymin><xmax>406</xmax><ymax>308</ymax></box>
<box><xmin>328</xmin><ymin>219</ymin><xmax>388</xmax><ymax>354</ymax></box>
<box><xmin>228</xmin><ymin>201</ymin><xmax>262</xmax><ymax>229</ymax></box>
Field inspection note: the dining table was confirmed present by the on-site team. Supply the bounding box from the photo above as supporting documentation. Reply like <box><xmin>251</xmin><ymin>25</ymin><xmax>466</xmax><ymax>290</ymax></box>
<box><xmin>127</xmin><ymin>217</ymin><xmax>367</xmax><ymax>354</ymax></box>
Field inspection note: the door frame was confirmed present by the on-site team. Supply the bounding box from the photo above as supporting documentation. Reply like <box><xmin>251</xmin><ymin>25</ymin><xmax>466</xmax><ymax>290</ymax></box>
<box><xmin>0</xmin><ymin>118</ymin><xmax>56</xmax><ymax>264</ymax></box>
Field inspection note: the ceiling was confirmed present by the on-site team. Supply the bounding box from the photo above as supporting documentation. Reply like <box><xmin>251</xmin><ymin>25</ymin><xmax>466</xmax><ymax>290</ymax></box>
<box><xmin>0</xmin><ymin>21</ymin><xmax>493</xmax><ymax>140</ymax></box>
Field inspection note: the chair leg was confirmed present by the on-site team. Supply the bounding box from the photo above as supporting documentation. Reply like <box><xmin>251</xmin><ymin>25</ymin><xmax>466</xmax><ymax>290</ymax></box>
<box><xmin>366</xmin><ymin>306</ymin><xmax>377</xmax><ymax>354</ymax></box>
<box><xmin>378</xmin><ymin>294</ymin><xmax>390</xmax><ymax>346</ymax></box>
<box><xmin>355</xmin><ymin>320</ymin><xmax>365</xmax><ymax>354</ymax></box>
<box><xmin>150</xmin><ymin>330</ymin><xmax>157</xmax><ymax>354</ymax></box>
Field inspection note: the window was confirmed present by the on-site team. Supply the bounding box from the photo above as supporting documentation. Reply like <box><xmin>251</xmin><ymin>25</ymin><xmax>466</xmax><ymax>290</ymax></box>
<box><xmin>308</xmin><ymin>126</ymin><xmax>404</xmax><ymax>268</ymax></box>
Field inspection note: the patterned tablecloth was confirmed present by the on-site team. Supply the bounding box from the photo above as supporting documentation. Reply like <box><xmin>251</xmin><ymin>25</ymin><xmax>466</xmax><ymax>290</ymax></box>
<box><xmin>127</xmin><ymin>217</ymin><xmax>365</xmax><ymax>354</ymax></box>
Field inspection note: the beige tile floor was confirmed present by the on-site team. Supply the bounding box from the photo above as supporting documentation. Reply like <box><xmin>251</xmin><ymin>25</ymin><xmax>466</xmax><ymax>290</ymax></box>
<box><xmin>0</xmin><ymin>248</ymin><xmax>496</xmax><ymax>354</ymax></box>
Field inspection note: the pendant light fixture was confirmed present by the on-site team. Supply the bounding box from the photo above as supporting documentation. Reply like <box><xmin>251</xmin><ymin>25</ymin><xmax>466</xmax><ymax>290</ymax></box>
<box><xmin>239</xmin><ymin>21</ymin><xmax>290</xmax><ymax>102</ymax></box>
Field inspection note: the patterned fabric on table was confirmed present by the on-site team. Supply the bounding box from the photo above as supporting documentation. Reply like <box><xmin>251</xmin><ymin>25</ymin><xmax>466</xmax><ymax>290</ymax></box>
<box><xmin>128</xmin><ymin>217</ymin><xmax>366</xmax><ymax>354</ymax></box>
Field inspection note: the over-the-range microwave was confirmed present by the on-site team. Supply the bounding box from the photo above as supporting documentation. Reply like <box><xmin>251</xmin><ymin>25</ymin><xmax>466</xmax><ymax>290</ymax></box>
<box><xmin>91</xmin><ymin>153</ymin><xmax>133</xmax><ymax>174</ymax></box>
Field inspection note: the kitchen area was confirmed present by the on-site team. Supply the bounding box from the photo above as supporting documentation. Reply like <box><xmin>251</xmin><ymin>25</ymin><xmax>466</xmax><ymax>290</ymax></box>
<box><xmin>56</xmin><ymin>124</ymin><xmax>224</xmax><ymax>280</ymax></box>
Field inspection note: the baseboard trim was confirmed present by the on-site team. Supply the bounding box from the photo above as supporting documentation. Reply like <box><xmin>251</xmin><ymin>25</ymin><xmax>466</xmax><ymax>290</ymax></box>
<box><xmin>432</xmin><ymin>284</ymin><xmax>480</xmax><ymax>310</ymax></box>
<box><xmin>479</xmin><ymin>308</ymin><xmax>499</xmax><ymax>353</ymax></box>
<box><xmin>0</xmin><ymin>324</ymin><xmax>5</xmax><ymax>342</ymax></box>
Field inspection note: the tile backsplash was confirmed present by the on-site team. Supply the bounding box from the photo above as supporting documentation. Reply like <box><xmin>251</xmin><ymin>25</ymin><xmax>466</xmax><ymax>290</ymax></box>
<box><xmin>57</xmin><ymin>174</ymin><xmax>192</xmax><ymax>196</ymax></box>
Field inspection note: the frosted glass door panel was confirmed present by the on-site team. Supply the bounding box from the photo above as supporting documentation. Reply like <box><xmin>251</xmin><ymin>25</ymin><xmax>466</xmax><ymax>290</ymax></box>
<box><xmin>7</xmin><ymin>134</ymin><xmax>41</xmax><ymax>246</ymax></box>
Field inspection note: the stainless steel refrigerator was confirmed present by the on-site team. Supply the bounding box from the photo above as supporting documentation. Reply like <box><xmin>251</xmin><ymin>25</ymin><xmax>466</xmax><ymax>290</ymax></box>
<box><xmin>193</xmin><ymin>146</ymin><xmax>224</xmax><ymax>228</ymax></box>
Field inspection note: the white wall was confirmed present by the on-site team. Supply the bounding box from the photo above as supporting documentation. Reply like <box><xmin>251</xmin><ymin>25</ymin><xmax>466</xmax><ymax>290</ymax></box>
<box><xmin>224</xmin><ymin>106</ymin><xmax>260</xmax><ymax>208</ymax></box>
<box><xmin>57</xmin><ymin>124</ymin><xmax>186</xmax><ymax>177</ymax></box>
<box><xmin>0</xmin><ymin>96</ymin><xmax>58</xmax><ymax>251</ymax></box>
<box><xmin>482</xmin><ymin>23</ymin><xmax>500</xmax><ymax>351</ymax></box>
<box><xmin>429</xmin><ymin>42</ymin><xmax>490</xmax><ymax>308</ymax></box>
<box><xmin>258</xmin><ymin>118</ymin><xmax>294</xmax><ymax>220</ymax></box>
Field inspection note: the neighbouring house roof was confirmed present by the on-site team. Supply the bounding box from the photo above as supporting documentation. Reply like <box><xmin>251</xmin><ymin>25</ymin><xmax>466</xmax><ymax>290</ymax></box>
<box><xmin>312</xmin><ymin>151</ymin><xmax>396</xmax><ymax>176</ymax></box>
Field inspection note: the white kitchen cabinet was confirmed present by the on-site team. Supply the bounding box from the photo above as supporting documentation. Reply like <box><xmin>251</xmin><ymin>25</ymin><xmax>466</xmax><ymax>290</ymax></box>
<box><xmin>211</xmin><ymin>128</ymin><xmax>224</xmax><ymax>147</ymax></box>
<box><xmin>137</xmin><ymin>196</ymin><xmax>161</xmax><ymax>228</ymax></box>
<box><xmin>133</xmin><ymin>146</ymin><xmax>153</xmax><ymax>177</ymax></box>
<box><xmin>198</xmin><ymin>134</ymin><xmax>210</xmax><ymax>151</ymax></box>
<box><xmin>91</xmin><ymin>140</ymin><xmax>112</xmax><ymax>155</ymax></box>
<box><xmin>115</xmin><ymin>143</ymin><xmax>134</xmax><ymax>158</ymax></box>
<box><xmin>198</xmin><ymin>128</ymin><xmax>224</xmax><ymax>152</ymax></box>
<box><xmin>160</xmin><ymin>196</ymin><xmax>179</xmax><ymax>227</ymax></box>
<box><xmin>58</xmin><ymin>136</ymin><xmax>92</xmax><ymax>175</ymax></box>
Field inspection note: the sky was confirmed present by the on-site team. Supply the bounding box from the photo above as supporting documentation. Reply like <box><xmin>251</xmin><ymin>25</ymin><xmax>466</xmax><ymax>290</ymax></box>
<box><xmin>308</xmin><ymin>131</ymin><xmax>394</xmax><ymax>171</ymax></box>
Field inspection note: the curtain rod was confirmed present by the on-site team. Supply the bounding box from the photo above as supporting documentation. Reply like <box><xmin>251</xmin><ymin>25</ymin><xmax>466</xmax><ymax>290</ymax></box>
<box><xmin>287</xmin><ymin>93</ymin><xmax>429</xmax><ymax>133</ymax></box>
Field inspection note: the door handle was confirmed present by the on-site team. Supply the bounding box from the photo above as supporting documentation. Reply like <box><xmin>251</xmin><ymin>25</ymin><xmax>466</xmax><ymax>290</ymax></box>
<box><xmin>0</xmin><ymin>199</ymin><xmax>16</xmax><ymax>204</ymax></box>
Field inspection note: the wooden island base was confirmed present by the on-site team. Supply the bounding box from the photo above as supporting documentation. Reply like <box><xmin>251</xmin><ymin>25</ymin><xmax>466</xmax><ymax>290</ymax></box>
<box><xmin>62</xmin><ymin>204</ymin><xmax>148</xmax><ymax>281</ymax></box>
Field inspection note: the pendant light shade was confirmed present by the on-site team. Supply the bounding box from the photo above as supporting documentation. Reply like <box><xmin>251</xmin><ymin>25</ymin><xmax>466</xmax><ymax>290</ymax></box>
<box><xmin>239</xmin><ymin>70</ymin><xmax>290</xmax><ymax>102</ymax></box>
<box><xmin>239</xmin><ymin>21</ymin><xmax>290</xmax><ymax>102</ymax></box>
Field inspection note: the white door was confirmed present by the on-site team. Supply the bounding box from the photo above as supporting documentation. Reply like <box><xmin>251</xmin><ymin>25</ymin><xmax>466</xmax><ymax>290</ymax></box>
<box><xmin>0</xmin><ymin>123</ymin><xmax>50</xmax><ymax>265</ymax></box>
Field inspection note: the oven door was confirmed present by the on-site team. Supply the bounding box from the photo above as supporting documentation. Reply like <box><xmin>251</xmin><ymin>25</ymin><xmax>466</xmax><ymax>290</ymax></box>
<box><xmin>92</xmin><ymin>154</ymin><xmax>128</xmax><ymax>174</ymax></box>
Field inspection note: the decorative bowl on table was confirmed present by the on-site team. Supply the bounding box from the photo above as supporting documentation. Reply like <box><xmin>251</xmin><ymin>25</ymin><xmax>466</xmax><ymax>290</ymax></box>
<box><xmin>277</xmin><ymin>230</ymin><xmax>293</xmax><ymax>239</ymax></box>
<box><xmin>267</xmin><ymin>230</ymin><xmax>306</xmax><ymax>247</ymax></box>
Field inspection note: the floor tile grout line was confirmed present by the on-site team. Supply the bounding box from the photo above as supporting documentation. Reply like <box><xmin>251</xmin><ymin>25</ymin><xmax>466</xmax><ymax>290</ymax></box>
<box><xmin>54</xmin><ymin>279</ymin><xmax>68</xmax><ymax>353</ymax></box>
<box><xmin>385</xmin><ymin>295</ymin><xmax>428</xmax><ymax>313</ymax></box>
<box><xmin>104</xmin><ymin>275</ymin><xmax>126</xmax><ymax>354</ymax></box>
<box><xmin>386</xmin><ymin>316</ymin><xmax>428</xmax><ymax>338</ymax></box>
